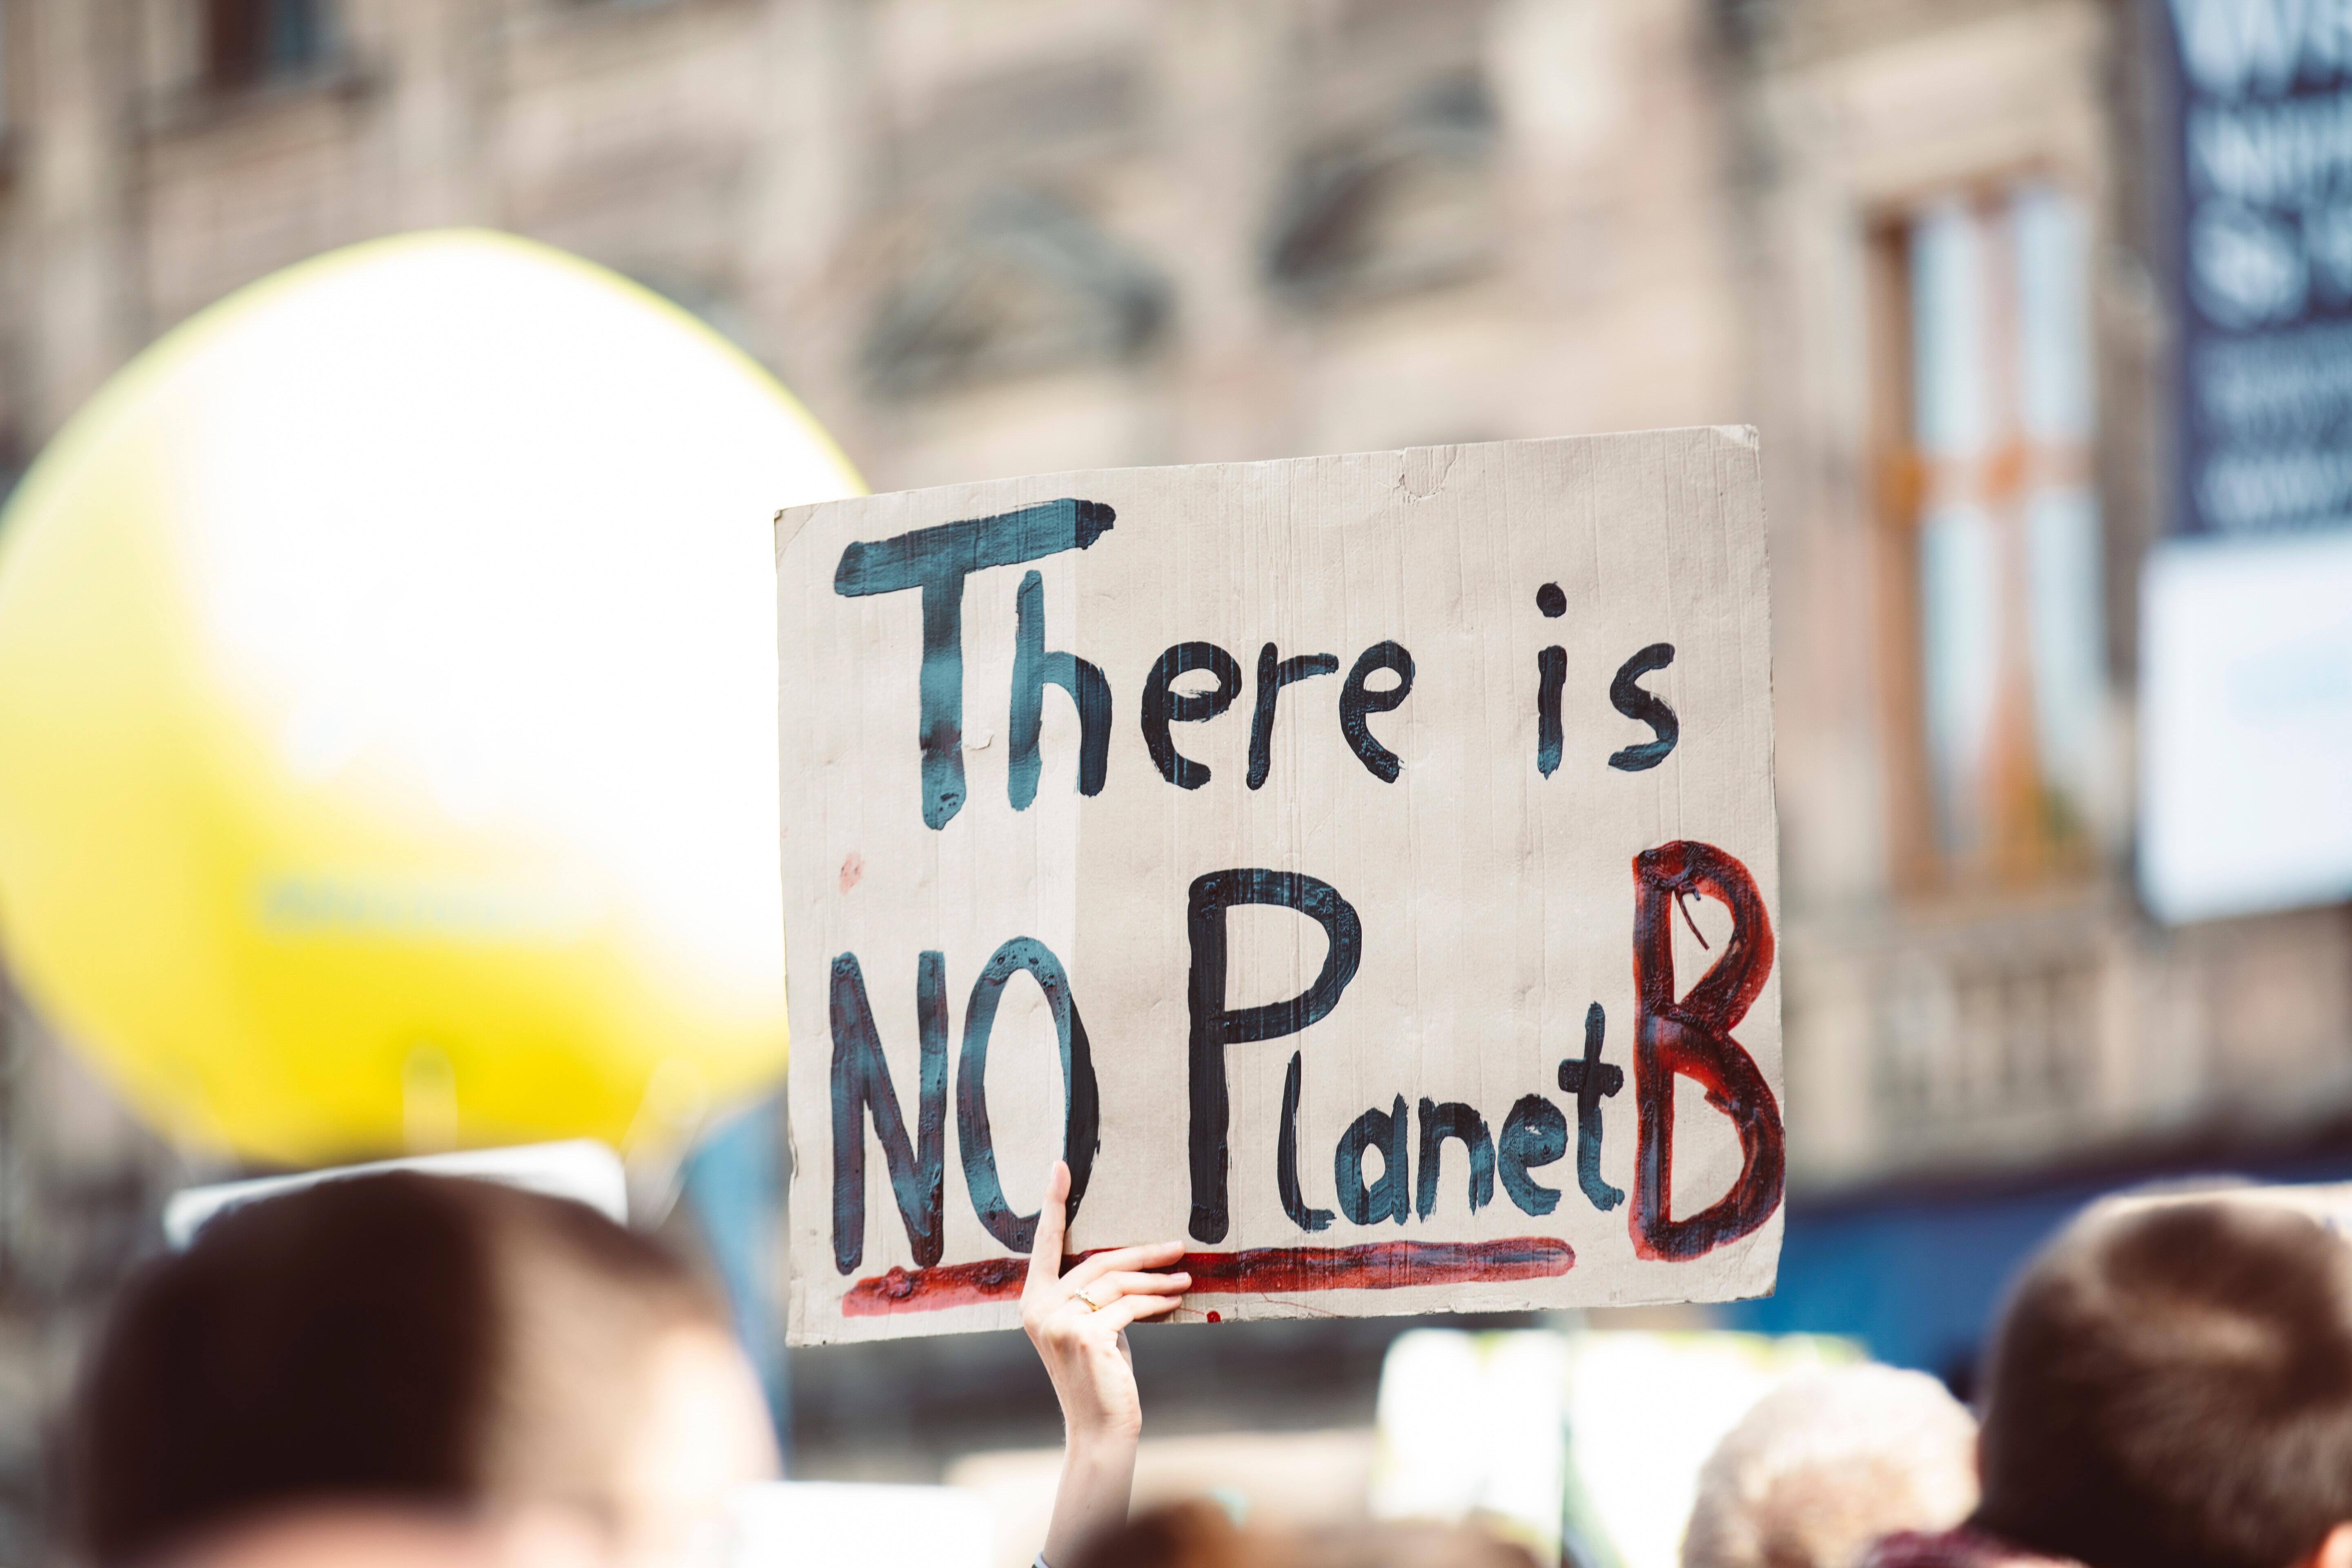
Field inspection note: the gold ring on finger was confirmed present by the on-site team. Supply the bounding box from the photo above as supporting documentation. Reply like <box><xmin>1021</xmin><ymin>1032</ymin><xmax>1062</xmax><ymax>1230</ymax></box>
<box><xmin>1078</xmin><ymin>1283</ymin><xmax>1115</xmax><ymax>1311</ymax></box>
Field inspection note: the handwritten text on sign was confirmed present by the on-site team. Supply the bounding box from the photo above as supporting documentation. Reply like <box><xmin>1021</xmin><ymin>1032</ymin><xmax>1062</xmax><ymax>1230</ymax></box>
<box><xmin>779</xmin><ymin>430</ymin><xmax>1783</xmax><ymax>1343</ymax></box>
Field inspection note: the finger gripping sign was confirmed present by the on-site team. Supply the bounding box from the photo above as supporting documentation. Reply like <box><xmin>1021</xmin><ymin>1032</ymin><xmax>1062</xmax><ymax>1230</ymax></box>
<box><xmin>779</xmin><ymin>430</ymin><xmax>1783</xmax><ymax>1343</ymax></box>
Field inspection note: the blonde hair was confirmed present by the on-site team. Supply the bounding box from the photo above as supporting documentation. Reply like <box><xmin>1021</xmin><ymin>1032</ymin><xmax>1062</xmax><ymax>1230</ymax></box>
<box><xmin>1682</xmin><ymin>1365</ymin><xmax>1977</xmax><ymax>1568</ymax></box>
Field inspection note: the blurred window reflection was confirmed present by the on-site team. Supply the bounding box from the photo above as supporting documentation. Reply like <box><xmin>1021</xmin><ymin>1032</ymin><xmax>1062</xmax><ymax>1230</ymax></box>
<box><xmin>203</xmin><ymin>0</ymin><xmax>329</xmax><ymax>96</ymax></box>
<box><xmin>1885</xmin><ymin>180</ymin><xmax>2104</xmax><ymax>894</ymax></box>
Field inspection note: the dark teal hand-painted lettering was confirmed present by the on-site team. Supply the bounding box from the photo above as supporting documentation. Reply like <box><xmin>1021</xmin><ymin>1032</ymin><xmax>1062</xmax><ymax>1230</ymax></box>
<box><xmin>829</xmin><ymin>951</ymin><xmax>948</xmax><ymax>1272</ymax></box>
<box><xmin>1415</xmin><ymin>1098</ymin><xmax>1494</xmax><ymax>1218</ymax></box>
<box><xmin>833</xmin><ymin>498</ymin><xmax>1116</xmax><ymax>829</ymax></box>
<box><xmin>1009</xmin><ymin>570</ymin><xmax>1111</xmax><ymax>809</ymax></box>
<box><xmin>1278</xmin><ymin>1050</ymin><xmax>1335</xmax><ymax>1232</ymax></box>
<box><xmin>955</xmin><ymin>936</ymin><xmax>1101</xmax><ymax>1252</ymax></box>
<box><xmin>1558</xmin><ymin>1001</ymin><xmax>1626</xmax><ymax>1210</ymax></box>
<box><xmin>1498</xmin><ymin>1094</ymin><xmax>1567</xmax><ymax>1215</ymax></box>
<box><xmin>1537</xmin><ymin>583</ymin><xmax>1568</xmax><ymax>777</ymax></box>
<box><xmin>1185</xmin><ymin>867</ymin><xmax>1363</xmax><ymax>1242</ymax></box>
<box><xmin>1608</xmin><ymin>642</ymin><xmax>1678</xmax><ymax>771</ymax></box>
<box><xmin>1249</xmin><ymin>643</ymin><xmax>1339</xmax><ymax>790</ymax></box>
<box><xmin>1339</xmin><ymin>641</ymin><xmax>1415</xmax><ymax>782</ymax></box>
<box><xmin>1537</xmin><ymin>647</ymin><xmax>1567</xmax><ymax>777</ymax></box>
<box><xmin>1143</xmin><ymin>641</ymin><xmax>1243</xmax><ymax>788</ymax></box>
<box><xmin>1336</xmin><ymin>1097</ymin><xmax>1412</xmax><ymax>1226</ymax></box>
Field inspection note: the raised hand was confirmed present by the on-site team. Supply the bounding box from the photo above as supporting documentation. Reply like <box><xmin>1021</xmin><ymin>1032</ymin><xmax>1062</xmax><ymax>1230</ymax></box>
<box><xmin>1022</xmin><ymin>1160</ymin><xmax>1188</xmax><ymax>1564</ymax></box>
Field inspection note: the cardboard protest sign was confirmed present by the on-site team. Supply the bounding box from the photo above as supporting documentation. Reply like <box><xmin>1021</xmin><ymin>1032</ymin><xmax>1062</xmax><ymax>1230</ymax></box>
<box><xmin>778</xmin><ymin>428</ymin><xmax>1782</xmax><ymax>1344</ymax></box>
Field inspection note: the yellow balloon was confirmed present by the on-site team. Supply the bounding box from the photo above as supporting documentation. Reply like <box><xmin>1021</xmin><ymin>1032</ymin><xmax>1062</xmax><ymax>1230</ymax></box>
<box><xmin>0</xmin><ymin>230</ymin><xmax>862</xmax><ymax>1164</ymax></box>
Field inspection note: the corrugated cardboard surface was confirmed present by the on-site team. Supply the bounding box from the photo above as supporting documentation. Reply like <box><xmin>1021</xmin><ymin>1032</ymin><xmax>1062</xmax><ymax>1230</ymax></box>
<box><xmin>778</xmin><ymin>429</ymin><xmax>1780</xmax><ymax>1343</ymax></box>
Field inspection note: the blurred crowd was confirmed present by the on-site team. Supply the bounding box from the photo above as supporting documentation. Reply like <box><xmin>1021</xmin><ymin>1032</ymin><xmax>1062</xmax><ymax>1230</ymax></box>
<box><xmin>60</xmin><ymin>1168</ymin><xmax>2352</xmax><ymax>1568</ymax></box>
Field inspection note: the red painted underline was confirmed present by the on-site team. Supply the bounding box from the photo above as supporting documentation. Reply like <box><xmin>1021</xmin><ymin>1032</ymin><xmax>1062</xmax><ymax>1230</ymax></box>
<box><xmin>840</xmin><ymin>1236</ymin><xmax>1576</xmax><ymax>1317</ymax></box>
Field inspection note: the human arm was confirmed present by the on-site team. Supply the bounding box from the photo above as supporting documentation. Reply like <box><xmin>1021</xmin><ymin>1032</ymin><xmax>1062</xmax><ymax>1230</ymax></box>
<box><xmin>1020</xmin><ymin>1160</ymin><xmax>1189</xmax><ymax>1568</ymax></box>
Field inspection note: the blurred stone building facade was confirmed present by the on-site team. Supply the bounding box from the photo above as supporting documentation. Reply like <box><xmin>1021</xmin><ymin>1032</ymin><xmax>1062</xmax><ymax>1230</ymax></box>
<box><xmin>0</xmin><ymin>0</ymin><xmax>2347</xmax><ymax>1552</ymax></box>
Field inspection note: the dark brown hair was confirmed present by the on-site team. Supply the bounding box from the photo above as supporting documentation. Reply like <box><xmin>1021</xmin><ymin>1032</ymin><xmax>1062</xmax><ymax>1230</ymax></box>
<box><xmin>1975</xmin><ymin>1197</ymin><xmax>2352</xmax><ymax>1568</ymax></box>
<box><xmin>68</xmin><ymin>1172</ymin><xmax>721</xmax><ymax>1567</ymax></box>
<box><xmin>1072</xmin><ymin>1502</ymin><xmax>1538</xmax><ymax>1568</ymax></box>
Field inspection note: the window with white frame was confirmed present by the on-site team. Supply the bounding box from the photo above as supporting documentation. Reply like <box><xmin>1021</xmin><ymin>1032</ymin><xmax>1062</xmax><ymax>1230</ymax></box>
<box><xmin>1880</xmin><ymin>179</ymin><xmax>2106</xmax><ymax>893</ymax></box>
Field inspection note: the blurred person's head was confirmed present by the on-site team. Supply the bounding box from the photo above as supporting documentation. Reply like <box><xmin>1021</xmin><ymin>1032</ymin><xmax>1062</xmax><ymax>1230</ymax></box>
<box><xmin>69</xmin><ymin>1171</ymin><xmax>776</xmax><ymax>1568</ymax></box>
<box><xmin>1973</xmin><ymin>1196</ymin><xmax>2352</xmax><ymax>1568</ymax></box>
<box><xmin>1071</xmin><ymin>1501</ymin><xmax>1537</xmax><ymax>1568</ymax></box>
<box><xmin>1683</xmin><ymin>1363</ymin><xmax>1977</xmax><ymax>1568</ymax></box>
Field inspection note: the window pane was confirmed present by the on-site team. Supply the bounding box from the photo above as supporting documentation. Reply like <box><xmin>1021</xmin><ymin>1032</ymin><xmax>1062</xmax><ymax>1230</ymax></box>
<box><xmin>1911</xmin><ymin>200</ymin><xmax>1989</xmax><ymax>457</ymax></box>
<box><xmin>2025</xmin><ymin>486</ymin><xmax>2102</xmax><ymax>834</ymax></box>
<box><xmin>2012</xmin><ymin>182</ymin><xmax>2094</xmax><ymax>443</ymax></box>
<box><xmin>1920</xmin><ymin>503</ymin><xmax>2003</xmax><ymax>856</ymax></box>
